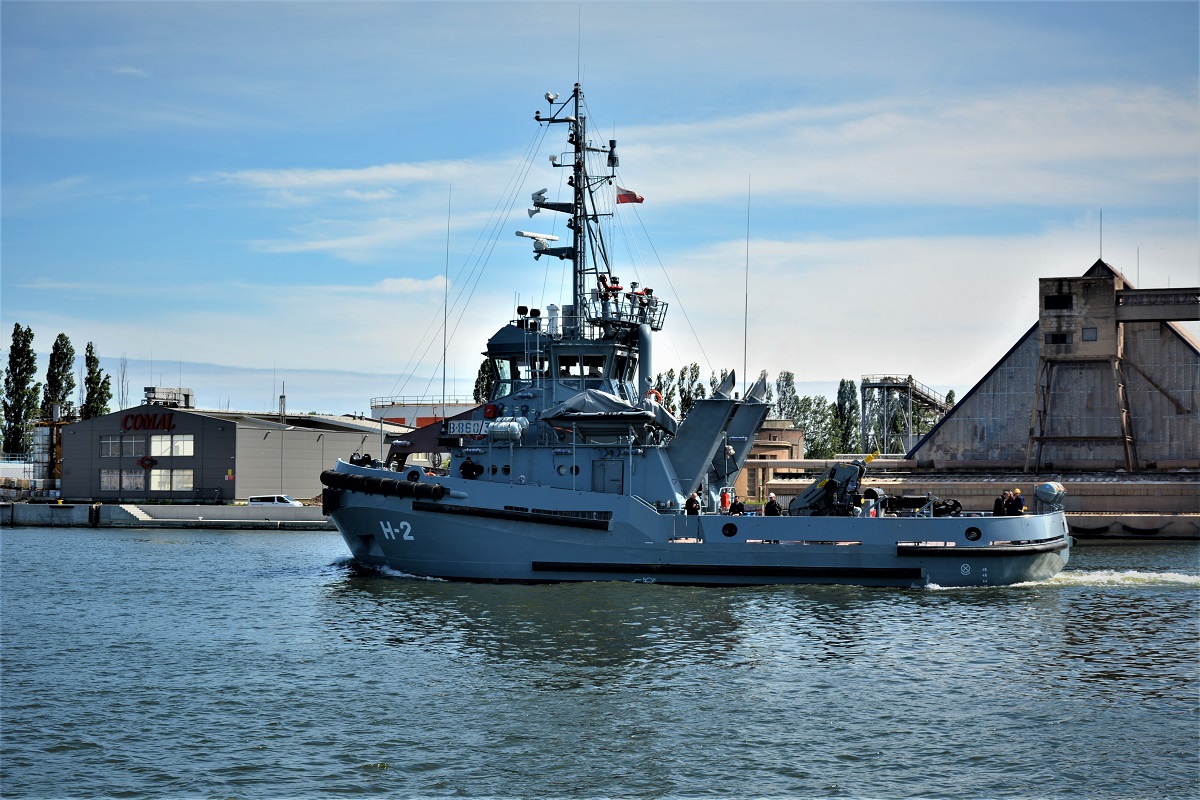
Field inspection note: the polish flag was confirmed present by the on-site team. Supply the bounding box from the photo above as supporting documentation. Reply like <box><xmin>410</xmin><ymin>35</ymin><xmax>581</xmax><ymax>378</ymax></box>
<box><xmin>615</xmin><ymin>185</ymin><xmax>644</xmax><ymax>204</ymax></box>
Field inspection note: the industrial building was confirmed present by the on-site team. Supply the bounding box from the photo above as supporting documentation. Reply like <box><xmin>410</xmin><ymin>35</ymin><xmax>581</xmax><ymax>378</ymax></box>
<box><xmin>907</xmin><ymin>260</ymin><xmax>1198</xmax><ymax>471</ymax></box>
<box><xmin>59</xmin><ymin>388</ymin><xmax>411</xmax><ymax>503</ymax></box>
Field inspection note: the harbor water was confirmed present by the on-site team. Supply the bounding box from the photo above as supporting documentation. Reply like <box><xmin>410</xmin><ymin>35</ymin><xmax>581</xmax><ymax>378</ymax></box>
<box><xmin>2</xmin><ymin>527</ymin><xmax>1197</xmax><ymax>799</ymax></box>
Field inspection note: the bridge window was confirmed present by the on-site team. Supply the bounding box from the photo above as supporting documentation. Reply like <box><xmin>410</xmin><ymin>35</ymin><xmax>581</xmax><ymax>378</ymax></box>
<box><xmin>1082</xmin><ymin>327</ymin><xmax>1098</xmax><ymax>342</ymax></box>
<box><xmin>1045</xmin><ymin>332</ymin><xmax>1072</xmax><ymax>345</ymax></box>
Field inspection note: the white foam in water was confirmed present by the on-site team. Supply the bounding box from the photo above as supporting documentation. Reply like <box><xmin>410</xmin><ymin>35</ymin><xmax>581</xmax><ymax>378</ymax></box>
<box><xmin>924</xmin><ymin>568</ymin><xmax>1200</xmax><ymax>591</ymax></box>
<box><xmin>377</xmin><ymin>564</ymin><xmax>446</xmax><ymax>581</ymax></box>
<box><xmin>1046</xmin><ymin>569</ymin><xmax>1200</xmax><ymax>586</ymax></box>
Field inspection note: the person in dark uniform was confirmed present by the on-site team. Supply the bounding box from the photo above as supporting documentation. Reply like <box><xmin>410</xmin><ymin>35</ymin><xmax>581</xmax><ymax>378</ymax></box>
<box><xmin>994</xmin><ymin>491</ymin><xmax>1009</xmax><ymax>516</ymax></box>
<box><xmin>729</xmin><ymin>494</ymin><xmax>746</xmax><ymax>516</ymax></box>
<box><xmin>764</xmin><ymin>492</ymin><xmax>782</xmax><ymax>516</ymax></box>
<box><xmin>685</xmin><ymin>492</ymin><xmax>701</xmax><ymax>515</ymax></box>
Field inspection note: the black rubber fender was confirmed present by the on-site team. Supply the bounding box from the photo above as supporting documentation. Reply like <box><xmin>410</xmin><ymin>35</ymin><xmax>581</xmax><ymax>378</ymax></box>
<box><xmin>320</xmin><ymin>469</ymin><xmax>447</xmax><ymax>500</ymax></box>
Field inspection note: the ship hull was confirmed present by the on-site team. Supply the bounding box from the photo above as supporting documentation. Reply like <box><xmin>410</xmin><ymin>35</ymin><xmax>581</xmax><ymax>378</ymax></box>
<box><xmin>325</xmin><ymin>467</ymin><xmax>1070</xmax><ymax>588</ymax></box>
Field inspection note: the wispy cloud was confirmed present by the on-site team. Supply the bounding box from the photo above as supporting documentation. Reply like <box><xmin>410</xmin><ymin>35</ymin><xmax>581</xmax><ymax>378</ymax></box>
<box><xmin>112</xmin><ymin>66</ymin><xmax>148</xmax><ymax>77</ymax></box>
<box><xmin>626</xmin><ymin>85</ymin><xmax>1199</xmax><ymax>207</ymax></box>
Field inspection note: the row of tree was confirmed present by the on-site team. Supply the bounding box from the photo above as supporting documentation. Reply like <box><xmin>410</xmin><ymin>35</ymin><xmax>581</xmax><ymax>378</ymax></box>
<box><xmin>2</xmin><ymin>324</ymin><xmax>114</xmax><ymax>455</ymax></box>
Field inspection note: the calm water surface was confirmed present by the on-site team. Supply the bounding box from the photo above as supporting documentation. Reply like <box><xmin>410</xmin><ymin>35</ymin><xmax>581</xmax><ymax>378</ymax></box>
<box><xmin>2</xmin><ymin>527</ymin><xmax>1197</xmax><ymax>799</ymax></box>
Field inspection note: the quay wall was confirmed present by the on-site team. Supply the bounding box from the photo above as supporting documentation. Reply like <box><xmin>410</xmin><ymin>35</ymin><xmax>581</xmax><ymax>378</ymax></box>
<box><xmin>0</xmin><ymin>502</ymin><xmax>334</xmax><ymax>531</ymax></box>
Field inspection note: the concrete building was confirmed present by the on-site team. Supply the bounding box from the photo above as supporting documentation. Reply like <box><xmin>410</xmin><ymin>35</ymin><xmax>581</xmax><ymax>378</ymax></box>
<box><xmin>907</xmin><ymin>260</ymin><xmax>1198</xmax><ymax>471</ymax></box>
<box><xmin>60</xmin><ymin>397</ymin><xmax>411</xmax><ymax>503</ymax></box>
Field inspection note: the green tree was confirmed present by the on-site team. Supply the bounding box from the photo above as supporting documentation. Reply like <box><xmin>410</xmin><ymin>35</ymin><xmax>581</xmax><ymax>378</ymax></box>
<box><xmin>2</xmin><ymin>324</ymin><xmax>41</xmax><ymax>454</ymax></box>
<box><xmin>831</xmin><ymin>378</ymin><xmax>860</xmax><ymax>454</ymax></box>
<box><xmin>41</xmin><ymin>333</ymin><xmax>76</xmax><ymax>417</ymax></box>
<box><xmin>773</xmin><ymin>370</ymin><xmax>799</xmax><ymax>422</ymax></box>
<box><xmin>945</xmin><ymin>389</ymin><xmax>956</xmax><ymax>407</ymax></box>
<box><xmin>80</xmin><ymin>342</ymin><xmax>112</xmax><ymax>420</ymax></box>
<box><xmin>708</xmin><ymin>368</ymin><xmax>730</xmax><ymax>396</ymax></box>
<box><xmin>473</xmin><ymin>358</ymin><xmax>493</xmax><ymax>403</ymax></box>
<box><xmin>796</xmin><ymin>394</ymin><xmax>835</xmax><ymax>459</ymax></box>
<box><xmin>652</xmin><ymin>368</ymin><xmax>678</xmax><ymax>414</ymax></box>
<box><xmin>677</xmin><ymin>362</ymin><xmax>706</xmax><ymax>417</ymax></box>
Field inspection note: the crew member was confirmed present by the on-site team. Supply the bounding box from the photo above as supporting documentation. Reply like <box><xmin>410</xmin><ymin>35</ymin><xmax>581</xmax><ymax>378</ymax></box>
<box><xmin>685</xmin><ymin>492</ymin><xmax>701</xmax><ymax>515</ymax></box>
<box><xmin>729</xmin><ymin>494</ymin><xmax>746</xmax><ymax>516</ymax></box>
<box><xmin>764</xmin><ymin>492</ymin><xmax>782</xmax><ymax>516</ymax></box>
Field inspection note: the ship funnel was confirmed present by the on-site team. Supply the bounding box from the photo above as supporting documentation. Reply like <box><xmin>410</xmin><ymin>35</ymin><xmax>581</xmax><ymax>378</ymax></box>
<box><xmin>638</xmin><ymin>323</ymin><xmax>653</xmax><ymax>398</ymax></box>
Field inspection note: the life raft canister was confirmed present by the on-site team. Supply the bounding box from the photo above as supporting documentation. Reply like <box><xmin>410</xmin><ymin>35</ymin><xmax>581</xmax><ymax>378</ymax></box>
<box><xmin>720</xmin><ymin>487</ymin><xmax>732</xmax><ymax>511</ymax></box>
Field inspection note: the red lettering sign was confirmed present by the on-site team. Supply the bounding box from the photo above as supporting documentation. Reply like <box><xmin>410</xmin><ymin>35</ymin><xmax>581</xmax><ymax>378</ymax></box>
<box><xmin>121</xmin><ymin>412</ymin><xmax>176</xmax><ymax>432</ymax></box>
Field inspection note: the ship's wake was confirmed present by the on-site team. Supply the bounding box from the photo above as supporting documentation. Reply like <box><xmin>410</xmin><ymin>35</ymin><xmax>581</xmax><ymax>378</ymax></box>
<box><xmin>925</xmin><ymin>568</ymin><xmax>1200</xmax><ymax>591</ymax></box>
<box><xmin>1043</xmin><ymin>568</ymin><xmax>1200</xmax><ymax>587</ymax></box>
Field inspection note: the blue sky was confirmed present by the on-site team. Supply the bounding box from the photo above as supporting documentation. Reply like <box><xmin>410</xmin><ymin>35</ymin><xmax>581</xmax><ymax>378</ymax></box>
<box><xmin>3</xmin><ymin>1</ymin><xmax>1197</xmax><ymax>415</ymax></box>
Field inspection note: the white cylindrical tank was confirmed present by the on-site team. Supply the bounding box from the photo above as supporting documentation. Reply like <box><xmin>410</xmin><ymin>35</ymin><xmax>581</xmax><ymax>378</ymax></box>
<box><xmin>489</xmin><ymin>417</ymin><xmax>529</xmax><ymax>441</ymax></box>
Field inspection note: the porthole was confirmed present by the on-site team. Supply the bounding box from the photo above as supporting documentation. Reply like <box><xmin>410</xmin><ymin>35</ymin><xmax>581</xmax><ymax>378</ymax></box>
<box><xmin>722</xmin><ymin>523</ymin><xmax>738</xmax><ymax>537</ymax></box>
<box><xmin>965</xmin><ymin>527</ymin><xmax>982</xmax><ymax>541</ymax></box>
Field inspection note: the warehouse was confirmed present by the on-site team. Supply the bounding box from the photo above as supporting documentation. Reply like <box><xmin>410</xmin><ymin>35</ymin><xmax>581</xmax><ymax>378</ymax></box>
<box><xmin>60</xmin><ymin>393</ymin><xmax>410</xmax><ymax>503</ymax></box>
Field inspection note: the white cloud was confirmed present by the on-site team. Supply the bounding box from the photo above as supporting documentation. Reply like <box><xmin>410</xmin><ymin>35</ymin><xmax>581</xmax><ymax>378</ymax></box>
<box><xmin>623</xmin><ymin>85</ymin><xmax>1198</xmax><ymax>207</ymax></box>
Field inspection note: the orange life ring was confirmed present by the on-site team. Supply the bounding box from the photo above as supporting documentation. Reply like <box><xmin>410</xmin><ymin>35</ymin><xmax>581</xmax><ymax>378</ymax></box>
<box><xmin>645</xmin><ymin>389</ymin><xmax>663</xmax><ymax>404</ymax></box>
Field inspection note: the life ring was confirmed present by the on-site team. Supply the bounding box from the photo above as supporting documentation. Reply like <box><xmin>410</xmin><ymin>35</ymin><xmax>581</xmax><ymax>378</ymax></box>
<box><xmin>645</xmin><ymin>389</ymin><xmax>663</xmax><ymax>404</ymax></box>
<box><xmin>138</xmin><ymin>456</ymin><xmax>154</xmax><ymax>469</ymax></box>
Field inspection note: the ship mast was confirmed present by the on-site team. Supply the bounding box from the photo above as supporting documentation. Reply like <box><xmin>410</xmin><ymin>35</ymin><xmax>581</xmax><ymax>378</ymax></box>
<box><xmin>569</xmin><ymin>83</ymin><xmax>588</xmax><ymax>336</ymax></box>
<box><xmin>527</xmin><ymin>84</ymin><xmax>664</xmax><ymax>342</ymax></box>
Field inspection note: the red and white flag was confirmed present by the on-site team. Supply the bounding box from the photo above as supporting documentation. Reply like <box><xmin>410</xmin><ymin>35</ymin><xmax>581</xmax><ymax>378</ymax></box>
<box><xmin>615</xmin><ymin>185</ymin><xmax>644</xmax><ymax>204</ymax></box>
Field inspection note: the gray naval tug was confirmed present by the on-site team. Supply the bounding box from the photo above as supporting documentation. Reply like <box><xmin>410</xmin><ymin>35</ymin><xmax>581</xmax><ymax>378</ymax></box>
<box><xmin>320</xmin><ymin>84</ymin><xmax>1071</xmax><ymax>587</ymax></box>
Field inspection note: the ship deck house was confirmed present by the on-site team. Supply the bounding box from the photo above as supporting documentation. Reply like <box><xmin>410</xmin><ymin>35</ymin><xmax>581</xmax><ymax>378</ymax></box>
<box><xmin>60</xmin><ymin>402</ymin><xmax>409</xmax><ymax>503</ymax></box>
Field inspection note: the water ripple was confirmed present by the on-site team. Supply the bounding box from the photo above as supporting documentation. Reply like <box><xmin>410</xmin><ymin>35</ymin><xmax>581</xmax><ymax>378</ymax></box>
<box><xmin>1</xmin><ymin>528</ymin><xmax>1196</xmax><ymax>799</ymax></box>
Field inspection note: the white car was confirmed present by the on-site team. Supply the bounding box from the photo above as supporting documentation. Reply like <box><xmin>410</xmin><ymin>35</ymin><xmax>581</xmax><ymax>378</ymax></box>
<box><xmin>247</xmin><ymin>495</ymin><xmax>303</xmax><ymax>507</ymax></box>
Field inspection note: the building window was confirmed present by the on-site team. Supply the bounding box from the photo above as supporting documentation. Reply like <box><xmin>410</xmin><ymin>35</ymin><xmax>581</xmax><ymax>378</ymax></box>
<box><xmin>1045</xmin><ymin>332</ymin><xmax>1072</xmax><ymax>345</ymax></box>
<box><xmin>151</xmin><ymin>434</ymin><xmax>194</xmax><ymax>457</ymax></box>
<box><xmin>100</xmin><ymin>435</ymin><xmax>145</xmax><ymax>457</ymax></box>
<box><xmin>99</xmin><ymin>469</ymin><xmax>145</xmax><ymax>491</ymax></box>
<box><xmin>1082</xmin><ymin>327</ymin><xmax>1098</xmax><ymax>341</ymax></box>
<box><xmin>1044</xmin><ymin>294</ymin><xmax>1073</xmax><ymax>310</ymax></box>
<box><xmin>150</xmin><ymin>469</ymin><xmax>193</xmax><ymax>491</ymax></box>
